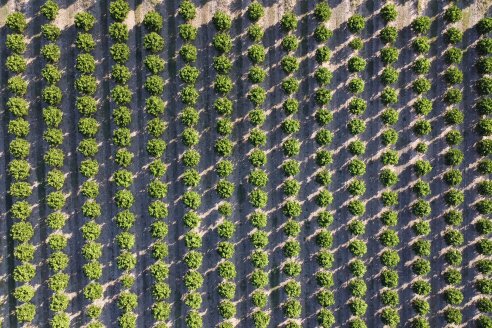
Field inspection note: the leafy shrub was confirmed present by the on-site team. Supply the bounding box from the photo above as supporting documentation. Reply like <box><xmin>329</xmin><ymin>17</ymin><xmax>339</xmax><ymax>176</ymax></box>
<box><xmin>6</xmin><ymin>54</ymin><xmax>27</xmax><ymax>73</ymax></box>
<box><xmin>6</xmin><ymin>34</ymin><xmax>26</xmax><ymax>54</ymax></box>
<box><xmin>412</xmin><ymin>16</ymin><xmax>431</xmax><ymax>34</ymax></box>
<box><xmin>381</xmin><ymin>87</ymin><xmax>398</xmax><ymax>105</ymax></box>
<box><xmin>213</xmin><ymin>33</ymin><xmax>232</xmax><ymax>53</ymax></box>
<box><xmin>348</xmin><ymin>78</ymin><xmax>364</xmax><ymax>94</ymax></box>
<box><xmin>380</xmin><ymin>168</ymin><xmax>399</xmax><ymax>186</ymax></box>
<box><xmin>144</xmin><ymin>32</ymin><xmax>164</xmax><ymax>53</ymax></box>
<box><xmin>6</xmin><ymin>12</ymin><xmax>27</xmax><ymax>33</ymax></box>
<box><xmin>314</xmin><ymin>25</ymin><xmax>332</xmax><ymax>42</ymax></box>
<box><xmin>413</xmin><ymin>220</ymin><xmax>431</xmax><ymax>237</ymax></box>
<box><xmin>413</xmin><ymin>119</ymin><xmax>431</xmax><ymax>136</ymax></box>
<box><xmin>444</xmin><ymin>5</ymin><xmax>462</xmax><ymax>23</ymax></box>
<box><xmin>111</xmin><ymin>63</ymin><xmax>132</xmax><ymax>84</ymax></box>
<box><xmin>75</xmin><ymin>75</ymin><xmax>97</xmax><ymax>95</ymax></box>
<box><xmin>445</xmin><ymin>27</ymin><xmax>462</xmax><ymax>44</ymax></box>
<box><xmin>381</xmin><ymin>4</ymin><xmax>397</xmax><ymax>22</ymax></box>
<box><xmin>381</xmin><ymin>66</ymin><xmax>398</xmax><ymax>85</ymax></box>
<box><xmin>348</xmin><ymin>56</ymin><xmax>366</xmax><ymax>72</ymax></box>
<box><xmin>413</xmin><ymin>77</ymin><xmax>431</xmax><ymax>94</ymax></box>
<box><xmin>315</xmin><ymin>89</ymin><xmax>332</xmax><ymax>105</ymax></box>
<box><xmin>248</xmin><ymin>26</ymin><xmax>265</xmax><ymax>46</ymax></box>
<box><xmin>314</xmin><ymin>3</ymin><xmax>331</xmax><ymax>22</ymax></box>
<box><xmin>42</xmin><ymin>44</ymin><xmax>61</xmax><ymax>63</ymax></box>
<box><xmin>347</xmin><ymin>14</ymin><xmax>365</xmax><ymax>33</ymax></box>
<box><xmin>283</xmin><ymin>200</ymin><xmax>302</xmax><ymax>218</ymax></box>
<box><xmin>178</xmin><ymin>0</ymin><xmax>196</xmax><ymax>21</ymax></box>
<box><xmin>247</xmin><ymin>2</ymin><xmax>264</xmax><ymax>22</ymax></box>
<box><xmin>412</xmin><ymin>199</ymin><xmax>431</xmax><ymax>217</ymax></box>
<box><xmin>109</xmin><ymin>22</ymin><xmax>128</xmax><ymax>42</ymax></box>
<box><xmin>444</xmin><ymin>149</ymin><xmax>464</xmax><ymax>166</ymax></box>
<box><xmin>413</xmin><ymin>36</ymin><xmax>430</xmax><ymax>54</ymax></box>
<box><xmin>381</xmin><ymin>47</ymin><xmax>399</xmax><ymax>64</ymax></box>
<box><xmin>143</xmin><ymin>11</ymin><xmax>163</xmax><ymax>32</ymax></box>
<box><xmin>110</xmin><ymin>43</ymin><xmax>130</xmax><ymax>63</ymax></box>
<box><xmin>444</xmin><ymin>87</ymin><xmax>463</xmax><ymax>104</ymax></box>
<box><xmin>478</xmin><ymin>17</ymin><xmax>492</xmax><ymax>34</ymax></box>
<box><xmin>445</xmin><ymin>130</ymin><xmax>463</xmax><ymax>145</ymax></box>
<box><xmin>380</xmin><ymin>26</ymin><xmax>397</xmax><ymax>44</ymax></box>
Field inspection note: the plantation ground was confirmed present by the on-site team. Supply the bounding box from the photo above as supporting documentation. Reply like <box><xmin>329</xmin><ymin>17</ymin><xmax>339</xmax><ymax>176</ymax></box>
<box><xmin>0</xmin><ymin>0</ymin><xmax>491</xmax><ymax>327</ymax></box>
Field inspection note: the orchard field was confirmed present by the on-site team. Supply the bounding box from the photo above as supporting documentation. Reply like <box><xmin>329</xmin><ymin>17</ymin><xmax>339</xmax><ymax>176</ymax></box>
<box><xmin>0</xmin><ymin>0</ymin><xmax>492</xmax><ymax>327</ymax></box>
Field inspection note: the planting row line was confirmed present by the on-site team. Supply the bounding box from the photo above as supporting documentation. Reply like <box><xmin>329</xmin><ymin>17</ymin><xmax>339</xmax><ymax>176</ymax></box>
<box><xmin>141</xmin><ymin>9</ymin><xmax>171</xmax><ymax>326</ymax></box>
<box><xmin>245</xmin><ymin>2</ymin><xmax>271</xmax><ymax>327</ymax></box>
<box><xmin>40</xmin><ymin>1</ymin><xmax>71</xmax><ymax>327</ymax></box>
<box><xmin>474</xmin><ymin>17</ymin><xmax>492</xmax><ymax>328</ymax></box>
<box><xmin>345</xmin><ymin>12</ymin><xmax>369</xmax><ymax>328</ymax></box>
<box><xmin>279</xmin><ymin>9</ymin><xmax>303</xmax><ymax>327</ymax></box>
<box><xmin>311</xmin><ymin>2</ymin><xmax>336</xmax><ymax>327</ymax></box>
<box><xmin>378</xmin><ymin>4</ymin><xmax>400</xmax><ymax>327</ymax></box>
<box><xmin>73</xmin><ymin>10</ymin><xmax>105</xmax><ymax>328</ymax></box>
<box><xmin>6</xmin><ymin>11</ymin><xmax>36</xmax><ymax>325</ymax></box>
<box><xmin>109</xmin><ymin>1</ymin><xmax>139</xmax><ymax>326</ymax></box>
<box><xmin>440</xmin><ymin>4</ymin><xmax>466</xmax><ymax>325</ymax></box>
<box><xmin>211</xmin><ymin>9</ymin><xmax>238</xmax><ymax>327</ymax></box>
<box><xmin>177</xmin><ymin>1</ymin><xmax>204</xmax><ymax>327</ymax></box>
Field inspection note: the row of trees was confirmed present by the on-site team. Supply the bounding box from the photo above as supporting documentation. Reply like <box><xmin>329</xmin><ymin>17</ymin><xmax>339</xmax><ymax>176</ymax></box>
<box><xmin>108</xmin><ymin>1</ymin><xmax>139</xmax><ymax>327</ymax></box>
<box><xmin>475</xmin><ymin>17</ymin><xmax>492</xmax><ymax>328</ymax></box>
<box><xmin>345</xmin><ymin>12</ymin><xmax>369</xmax><ymax>328</ymax></box>
<box><xmin>6</xmin><ymin>11</ymin><xmax>36</xmax><ymax>324</ymax></box>
<box><xmin>279</xmin><ymin>9</ymin><xmax>304</xmax><ymax>328</ymax></box>
<box><xmin>177</xmin><ymin>1</ymin><xmax>204</xmax><ymax>327</ymax></box>
<box><xmin>211</xmin><ymin>9</ymin><xmax>238</xmax><ymax>327</ymax></box>
<box><xmin>409</xmin><ymin>15</ymin><xmax>434</xmax><ymax>328</ymax></box>
<box><xmin>245</xmin><ymin>2</ymin><xmax>271</xmax><ymax>327</ymax></box>
<box><xmin>312</xmin><ymin>2</ymin><xmax>336</xmax><ymax>327</ymax></box>
<box><xmin>377</xmin><ymin>4</ymin><xmax>400</xmax><ymax>327</ymax></box>
<box><xmin>41</xmin><ymin>1</ymin><xmax>72</xmax><ymax>327</ymax></box>
<box><xmin>440</xmin><ymin>4</ymin><xmax>466</xmax><ymax>326</ymax></box>
<box><xmin>142</xmin><ymin>9</ymin><xmax>172</xmax><ymax>327</ymax></box>
<box><xmin>74</xmin><ymin>10</ymin><xmax>106</xmax><ymax>328</ymax></box>
<box><xmin>143</xmin><ymin>11</ymin><xmax>171</xmax><ymax>327</ymax></box>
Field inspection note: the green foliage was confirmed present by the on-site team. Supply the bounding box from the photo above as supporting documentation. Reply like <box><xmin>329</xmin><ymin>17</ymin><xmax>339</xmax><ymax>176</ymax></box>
<box><xmin>42</xmin><ymin>44</ymin><xmax>61</xmax><ymax>63</ymax></box>
<box><xmin>412</xmin><ymin>16</ymin><xmax>431</xmax><ymax>34</ymax></box>
<box><xmin>76</xmin><ymin>32</ymin><xmax>96</xmax><ymax>52</ymax></box>
<box><xmin>248</xmin><ymin>24</ymin><xmax>264</xmax><ymax>42</ymax></box>
<box><xmin>110</xmin><ymin>43</ymin><xmax>130</xmax><ymax>63</ymax></box>
<box><xmin>109</xmin><ymin>22</ymin><xmax>128</xmax><ymax>42</ymax></box>
<box><xmin>314</xmin><ymin>3</ymin><xmax>331</xmax><ymax>22</ymax></box>
<box><xmin>315</xmin><ymin>46</ymin><xmax>331</xmax><ymax>63</ymax></box>
<box><xmin>6</xmin><ymin>54</ymin><xmax>27</xmax><ymax>73</ymax></box>
<box><xmin>6</xmin><ymin>34</ymin><xmax>26</xmax><ymax>54</ymax></box>
<box><xmin>6</xmin><ymin>13</ymin><xmax>27</xmax><ymax>33</ymax></box>
<box><xmin>281</xmin><ymin>200</ymin><xmax>301</xmax><ymax>218</ymax></box>
<box><xmin>348</xmin><ymin>14</ymin><xmax>365</xmax><ymax>33</ymax></box>
<box><xmin>381</xmin><ymin>47</ymin><xmax>399</xmax><ymax>64</ymax></box>
<box><xmin>143</xmin><ymin>11</ymin><xmax>163</xmax><ymax>32</ymax></box>
<box><xmin>247</xmin><ymin>2</ymin><xmax>264</xmax><ymax>22</ymax></box>
<box><xmin>281</xmin><ymin>12</ymin><xmax>297</xmax><ymax>31</ymax></box>
<box><xmin>444</xmin><ymin>5</ymin><xmax>462</xmax><ymax>23</ymax></box>
<box><xmin>212</xmin><ymin>11</ymin><xmax>232</xmax><ymax>32</ymax></box>
<box><xmin>213</xmin><ymin>33</ymin><xmax>232</xmax><ymax>53</ymax></box>
<box><xmin>478</xmin><ymin>17</ymin><xmax>492</xmax><ymax>34</ymax></box>
<box><xmin>413</xmin><ymin>36</ymin><xmax>430</xmax><ymax>54</ymax></box>
<box><xmin>13</xmin><ymin>263</ymin><xmax>35</xmax><ymax>283</ymax></box>
<box><xmin>445</xmin><ymin>27</ymin><xmax>463</xmax><ymax>44</ymax></box>
<box><xmin>381</xmin><ymin>66</ymin><xmax>398</xmax><ymax>85</ymax></box>
<box><xmin>348</xmin><ymin>56</ymin><xmax>366</xmax><ymax>72</ymax></box>
<box><xmin>314</xmin><ymin>25</ymin><xmax>332</xmax><ymax>42</ymax></box>
<box><xmin>16</xmin><ymin>303</ymin><xmax>35</xmax><ymax>323</ymax></box>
